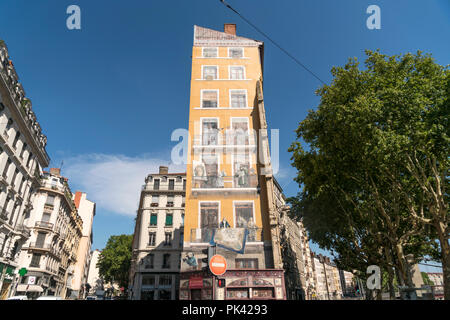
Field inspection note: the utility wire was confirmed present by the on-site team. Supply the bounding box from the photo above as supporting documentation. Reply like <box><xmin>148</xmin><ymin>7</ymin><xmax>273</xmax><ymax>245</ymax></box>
<box><xmin>219</xmin><ymin>0</ymin><xmax>326</xmax><ymax>85</ymax></box>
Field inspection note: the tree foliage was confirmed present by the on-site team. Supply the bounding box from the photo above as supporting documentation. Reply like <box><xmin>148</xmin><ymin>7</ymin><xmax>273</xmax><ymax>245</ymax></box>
<box><xmin>288</xmin><ymin>50</ymin><xmax>449</xmax><ymax>299</ymax></box>
<box><xmin>97</xmin><ymin>234</ymin><xmax>133</xmax><ymax>288</ymax></box>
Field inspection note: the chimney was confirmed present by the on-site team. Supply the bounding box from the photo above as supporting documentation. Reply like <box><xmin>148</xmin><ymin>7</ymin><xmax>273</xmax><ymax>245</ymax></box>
<box><xmin>159</xmin><ymin>166</ymin><xmax>169</xmax><ymax>174</ymax></box>
<box><xmin>224</xmin><ymin>23</ymin><xmax>236</xmax><ymax>35</ymax></box>
<box><xmin>50</xmin><ymin>168</ymin><xmax>61</xmax><ymax>176</ymax></box>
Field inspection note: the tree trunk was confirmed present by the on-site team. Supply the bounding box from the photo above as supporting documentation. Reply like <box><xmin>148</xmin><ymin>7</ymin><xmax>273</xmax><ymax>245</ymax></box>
<box><xmin>435</xmin><ymin>220</ymin><xmax>450</xmax><ymax>300</ymax></box>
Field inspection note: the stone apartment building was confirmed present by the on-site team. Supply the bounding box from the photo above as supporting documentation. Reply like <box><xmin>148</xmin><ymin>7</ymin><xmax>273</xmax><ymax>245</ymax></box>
<box><xmin>69</xmin><ymin>191</ymin><xmax>95</xmax><ymax>299</ymax></box>
<box><xmin>129</xmin><ymin>166</ymin><xmax>186</xmax><ymax>300</ymax></box>
<box><xmin>0</xmin><ymin>40</ymin><xmax>50</xmax><ymax>299</ymax></box>
<box><xmin>14</xmin><ymin>168</ymin><xmax>83</xmax><ymax>298</ymax></box>
<box><xmin>311</xmin><ymin>253</ymin><xmax>343</xmax><ymax>300</ymax></box>
<box><xmin>274</xmin><ymin>178</ymin><xmax>315</xmax><ymax>300</ymax></box>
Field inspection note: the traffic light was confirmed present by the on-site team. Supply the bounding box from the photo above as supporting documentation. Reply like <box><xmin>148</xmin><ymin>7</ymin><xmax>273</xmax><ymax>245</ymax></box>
<box><xmin>218</xmin><ymin>278</ymin><xmax>226</xmax><ymax>288</ymax></box>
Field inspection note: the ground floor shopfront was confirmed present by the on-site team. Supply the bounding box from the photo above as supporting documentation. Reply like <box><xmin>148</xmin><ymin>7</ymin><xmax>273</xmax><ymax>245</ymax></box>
<box><xmin>133</xmin><ymin>272</ymin><xmax>179</xmax><ymax>300</ymax></box>
<box><xmin>180</xmin><ymin>269</ymin><xmax>286</xmax><ymax>300</ymax></box>
<box><xmin>0</xmin><ymin>262</ymin><xmax>15</xmax><ymax>300</ymax></box>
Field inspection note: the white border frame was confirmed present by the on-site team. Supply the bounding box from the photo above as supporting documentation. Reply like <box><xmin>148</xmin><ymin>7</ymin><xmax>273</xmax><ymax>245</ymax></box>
<box><xmin>229</xmin><ymin>89</ymin><xmax>248</xmax><ymax>108</ymax></box>
<box><xmin>199</xmin><ymin>117</ymin><xmax>220</xmax><ymax>147</ymax></box>
<box><xmin>232</xmin><ymin>200</ymin><xmax>256</xmax><ymax>229</ymax></box>
<box><xmin>229</xmin><ymin>117</ymin><xmax>250</xmax><ymax>146</ymax></box>
<box><xmin>202</xmin><ymin>47</ymin><xmax>218</xmax><ymax>58</ymax></box>
<box><xmin>201</xmin><ymin>65</ymin><xmax>219</xmax><ymax>80</ymax></box>
<box><xmin>228</xmin><ymin>65</ymin><xmax>246</xmax><ymax>80</ymax></box>
<box><xmin>198</xmin><ymin>200</ymin><xmax>221</xmax><ymax>229</ymax></box>
<box><xmin>228</xmin><ymin>47</ymin><xmax>245</xmax><ymax>58</ymax></box>
<box><xmin>200</xmin><ymin>89</ymin><xmax>220</xmax><ymax>108</ymax></box>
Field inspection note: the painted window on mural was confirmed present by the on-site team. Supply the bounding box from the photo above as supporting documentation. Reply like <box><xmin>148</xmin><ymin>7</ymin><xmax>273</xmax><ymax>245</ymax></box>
<box><xmin>233</xmin><ymin>153</ymin><xmax>251</xmax><ymax>187</ymax></box>
<box><xmin>200</xmin><ymin>202</ymin><xmax>219</xmax><ymax>242</ymax></box>
<box><xmin>201</xmin><ymin>119</ymin><xmax>218</xmax><ymax>145</ymax></box>
<box><xmin>201</xmin><ymin>90</ymin><xmax>218</xmax><ymax>108</ymax></box>
<box><xmin>230</xmin><ymin>118</ymin><xmax>249</xmax><ymax>145</ymax></box>
<box><xmin>203</xmin><ymin>66</ymin><xmax>218</xmax><ymax>80</ymax></box>
<box><xmin>229</xmin><ymin>66</ymin><xmax>245</xmax><ymax>80</ymax></box>
<box><xmin>230</xmin><ymin>90</ymin><xmax>247</xmax><ymax>108</ymax></box>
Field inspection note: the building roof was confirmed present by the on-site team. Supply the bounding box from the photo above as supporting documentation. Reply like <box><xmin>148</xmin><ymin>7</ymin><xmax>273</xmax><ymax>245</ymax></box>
<box><xmin>193</xmin><ymin>25</ymin><xmax>263</xmax><ymax>47</ymax></box>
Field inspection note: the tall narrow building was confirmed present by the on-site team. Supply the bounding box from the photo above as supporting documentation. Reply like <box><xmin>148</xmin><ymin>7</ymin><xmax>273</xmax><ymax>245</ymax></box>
<box><xmin>129</xmin><ymin>167</ymin><xmax>186</xmax><ymax>300</ymax></box>
<box><xmin>0</xmin><ymin>40</ymin><xmax>50</xmax><ymax>299</ymax></box>
<box><xmin>179</xmin><ymin>24</ymin><xmax>286</xmax><ymax>300</ymax></box>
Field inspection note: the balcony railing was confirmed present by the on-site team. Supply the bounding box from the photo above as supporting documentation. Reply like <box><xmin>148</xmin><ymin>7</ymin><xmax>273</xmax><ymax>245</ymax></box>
<box><xmin>35</xmin><ymin>221</ymin><xmax>54</xmax><ymax>230</ymax></box>
<box><xmin>189</xmin><ymin>227</ymin><xmax>263</xmax><ymax>243</ymax></box>
<box><xmin>192</xmin><ymin>133</ymin><xmax>255</xmax><ymax>148</ymax></box>
<box><xmin>16</xmin><ymin>224</ymin><xmax>31</xmax><ymax>238</ymax></box>
<box><xmin>192</xmin><ymin>174</ymin><xmax>258</xmax><ymax>189</ymax></box>
<box><xmin>28</xmin><ymin>242</ymin><xmax>51</xmax><ymax>250</ymax></box>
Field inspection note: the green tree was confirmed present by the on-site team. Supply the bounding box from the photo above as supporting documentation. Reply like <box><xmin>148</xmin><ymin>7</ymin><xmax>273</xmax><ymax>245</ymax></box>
<box><xmin>97</xmin><ymin>234</ymin><xmax>133</xmax><ymax>289</ymax></box>
<box><xmin>288</xmin><ymin>50</ymin><xmax>449</xmax><ymax>299</ymax></box>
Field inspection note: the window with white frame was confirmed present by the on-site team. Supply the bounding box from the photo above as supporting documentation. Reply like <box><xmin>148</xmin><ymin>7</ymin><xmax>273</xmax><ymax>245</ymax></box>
<box><xmin>203</xmin><ymin>47</ymin><xmax>218</xmax><ymax>58</ymax></box>
<box><xmin>229</xmin><ymin>118</ymin><xmax>249</xmax><ymax>145</ymax></box>
<box><xmin>202</xmin><ymin>66</ymin><xmax>218</xmax><ymax>80</ymax></box>
<box><xmin>230</xmin><ymin>90</ymin><xmax>247</xmax><ymax>108</ymax></box>
<box><xmin>201</xmin><ymin>118</ymin><xmax>218</xmax><ymax>145</ymax></box>
<box><xmin>229</xmin><ymin>66</ymin><xmax>245</xmax><ymax>80</ymax></box>
<box><xmin>201</xmin><ymin>90</ymin><xmax>218</xmax><ymax>108</ymax></box>
<box><xmin>229</xmin><ymin>47</ymin><xmax>244</xmax><ymax>58</ymax></box>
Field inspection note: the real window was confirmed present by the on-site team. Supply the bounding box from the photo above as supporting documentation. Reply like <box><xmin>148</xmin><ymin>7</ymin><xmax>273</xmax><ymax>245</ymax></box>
<box><xmin>183</xmin><ymin>180</ymin><xmax>186</xmax><ymax>191</ymax></box>
<box><xmin>148</xmin><ymin>232</ymin><xmax>156</xmax><ymax>246</ymax></box>
<box><xmin>167</xmin><ymin>195</ymin><xmax>174</xmax><ymax>206</ymax></box>
<box><xmin>202</xmin><ymin>47</ymin><xmax>218</xmax><ymax>58</ymax></box>
<box><xmin>168</xmin><ymin>179</ymin><xmax>174</xmax><ymax>191</ymax></box>
<box><xmin>142</xmin><ymin>274</ymin><xmax>155</xmax><ymax>286</ymax></box>
<box><xmin>30</xmin><ymin>254</ymin><xmax>42</xmax><ymax>267</ymax></box>
<box><xmin>235</xmin><ymin>258</ymin><xmax>258</xmax><ymax>269</ymax></box>
<box><xmin>229</xmin><ymin>47</ymin><xmax>244</xmax><ymax>58</ymax></box>
<box><xmin>150</xmin><ymin>214</ymin><xmax>157</xmax><ymax>226</ymax></box>
<box><xmin>165</xmin><ymin>213</ymin><xmax>173</xmax><ymax>226</ymax></box>
<box><xmin>164</xmin><ymin>232</ymin><xmax>172</xmax><ymax>246</ymax></box>
<box><xmin>45</xmin><ymin>195</ymin><xmax>55</xmax><ymax>206</ymax></box>
<box><xmin>229</xmin><ymin>66</ymin><xmax>245</xmax><ymax>80</ymax></box>
<box><xmin>162</xmin><ymin>254</ymin><xmax>171</xmax><ymax>269</ymax></box>
<box><xmin>202</xmin><ymin>66</ymin><xmax>218</xmax><ymax>80</ymax></box>
<box><xmin>153</xmin><ymin>179</ymin><xmax>160</xmax><ymax>190</ymax></box>
<box><xmin>151</xmin><ymin>195</ymin><xmax>159</xmax><ymax>207</ymax></box>
<box><xmin>12</xmin><ymin>132</ymin><xmax>20</xmax><ymax>149</ymax></box>
<box><xmin>230</xmin><ymin>90</ymin><xmax>247</xmax><ymax>108</ymax></box>
<box><xmin>144</xmin><ymin>254</ymin><xmax>154</xmax><ymax>269</ymax></box>
<box><xmin>19</xmin><ymin>143</ymin><xmax>27</xmax><ymax>158</ymax></box>
<box><xmin>201</xmin><ymin>90</ymin><xmax>218</xmax><ymax>108</ymax></box>
<box><xmin>159</xmin><ymin>275</ymin><xmax>172</xmax><ymax>286</ymax></box>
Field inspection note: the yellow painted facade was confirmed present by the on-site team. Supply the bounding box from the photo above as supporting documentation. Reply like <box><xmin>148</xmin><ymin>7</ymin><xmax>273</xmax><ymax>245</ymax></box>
<box><xmin>184</xmin><ymin>28</ymin><xmax>271</xmax><ymax>245</ymax></box>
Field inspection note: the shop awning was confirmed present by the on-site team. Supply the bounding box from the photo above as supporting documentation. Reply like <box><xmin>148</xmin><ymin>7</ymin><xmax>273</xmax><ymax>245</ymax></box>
<box><xmin>189</xmin><ymin>277</ymin><xmax>204</xmax><ymax>289</ymax></box>
<box><xmin>16</xmin><ymin>284</ymin><xmax>44</xmax><ymax>293</ymax></box>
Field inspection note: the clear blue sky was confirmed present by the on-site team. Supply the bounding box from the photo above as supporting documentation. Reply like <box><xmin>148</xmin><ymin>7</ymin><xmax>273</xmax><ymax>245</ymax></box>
<box><xmin>0</xmin><ymin>0</ymin><xmax>449</xmax><ymax>257</ymax></box>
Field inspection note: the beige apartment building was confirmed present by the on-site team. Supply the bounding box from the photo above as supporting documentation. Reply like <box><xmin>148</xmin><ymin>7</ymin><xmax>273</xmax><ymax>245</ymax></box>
<box><xmin>311</xmin><ymin>253</ymin><xmax>343</xmax><ymax>300</ymax></box>
<box><xmin>274</xmin><ymin>178</ymin><xmax>315</xmax><ymax>300</ymax></box>
<box><xmin>129</xmin><ymin>166</ymin><xmax>186</xmax><ymax>300</ymax></box>
<box><xmin>0</xmin><ymin>39</ymin><xmax>50</xmax><ymax>299</ymax></box>
<box><xmin>69</xmin><ymin>191</ymin><xmax>95</xmax><ymax>299</ymax></box>
<box><xmin>86</xmin><ymin>249</ymin><xmax>103</xmax><ymax>296</ymax></box>
<box><xmin>14</xmin><ymin>168</ymin><xmax>82</xmax><ymax>298</ymax></box>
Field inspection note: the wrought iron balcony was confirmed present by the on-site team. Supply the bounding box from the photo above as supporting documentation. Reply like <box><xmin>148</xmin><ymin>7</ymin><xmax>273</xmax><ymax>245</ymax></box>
<box><xmin>35</xmin><ymin>221</ymin><xmax>54</xmax><ymax>230</ymax></box>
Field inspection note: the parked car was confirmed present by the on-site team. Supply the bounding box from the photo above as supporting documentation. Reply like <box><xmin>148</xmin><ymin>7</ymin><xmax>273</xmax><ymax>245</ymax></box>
<box><xmin>85</xmin><ymin>296</ymin><xmax>97</xmax><ymax>300</ymax></box>
<box><xmin>7</xmin><ymin>296</ymin><xmax>28</xmax><ymax>300</ymax></box>
<box><xmin>36</xmin><ymin>296</ymin><xmax>63</xmax><ymax>300</ymax></box>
